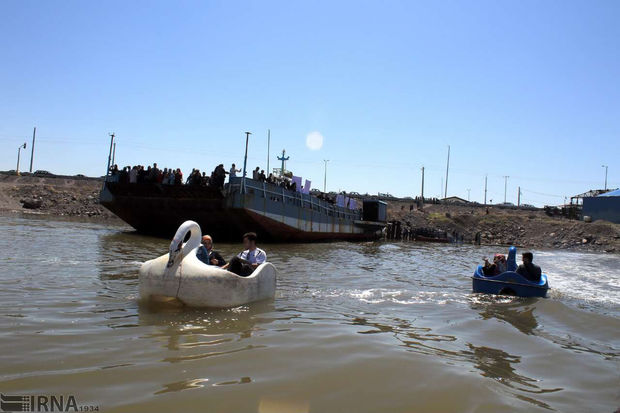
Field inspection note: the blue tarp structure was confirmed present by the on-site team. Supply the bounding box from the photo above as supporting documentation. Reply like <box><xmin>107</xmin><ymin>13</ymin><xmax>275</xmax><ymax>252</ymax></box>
<box><xmin>584</xmin><ymin>189</ymin><xmax>620</xmax><ymax>223</ymax></box>
<box><xmin>598</xmin><ymin>189</ymin><xmax>620</xmax><ymax>197</ymax></box>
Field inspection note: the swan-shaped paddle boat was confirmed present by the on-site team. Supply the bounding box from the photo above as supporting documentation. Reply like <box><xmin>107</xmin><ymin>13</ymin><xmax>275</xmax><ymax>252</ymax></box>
<box><xmin>139</xmin><ymin>220</ymin><xmax>277</xmax><ymax>307</ymax></box>
<box><xmin>472</xmin><ymin>246</ymin><xmax>549</xmax><ymax>298</ymax></box>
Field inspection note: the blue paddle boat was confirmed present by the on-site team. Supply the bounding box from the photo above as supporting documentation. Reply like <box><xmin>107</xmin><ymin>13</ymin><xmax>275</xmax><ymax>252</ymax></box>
<box><xmin>472</xmin><ymin>247</ymin><xmax>549</xmax><ymax>298</ymax></box>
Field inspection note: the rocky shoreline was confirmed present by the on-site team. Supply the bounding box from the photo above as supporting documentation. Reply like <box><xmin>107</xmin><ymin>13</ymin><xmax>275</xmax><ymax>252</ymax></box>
<box><xmin>0</xmin><ymin>174</ymin><xmax>120</xmax><ymax>222</ymax></box>
<box><xmin>1</xmin><ymin>174</ymin><xmax>618</xmax><ymax>253</ymax></box>
<box><xmin>387</xmin><ymin>201</ymin><xmax>620</xmax><ymax>254</ymax></box>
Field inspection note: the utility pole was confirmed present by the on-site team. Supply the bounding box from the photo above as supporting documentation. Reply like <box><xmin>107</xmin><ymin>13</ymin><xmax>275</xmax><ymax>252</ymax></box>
<box><xmin>242</xmin><ymin>131</ymin><xmax>251</xmax><ymax>193</ymax></box>
<box><xmin>106</xmin><ymin>133</ymin><xmax>115</xmax><ymax>179</ymax></box>
<box><xmin>440</xmin><ymin>177</ymin><xmax>443</xmax><ymax>199</ymax></box>
<box><xmin>323</xmin><ymin>159</ymin><xmax>329</xmax><ymax>192</ymax></box>
<box><xmin>16</xmin><ymin>142</ymin><xmax>27</xmax><ymax>175</ymax></box>
<box><xmin>467</xmin><ymin>188</ymin><xmax>471</xmax><ymax>202</ymax></box>
<box><xmin>277</xmin><ymin>149</ymin><xmax>289</xmax><ymax>176</ymax></box>
<box><xmin>484</xmin><ymin>174</ymin><xmax>488</xmax><ymax>205</ymax></box>
<box><xmin>517</xmin><ymin>186</ymin><xmax>522</xmax><ymax>207</ymax></box>
<box><xmin>267</xmin><ymin>129</ymin><xmax>271</xmax><ymax>174</ymax></box>
<box><xmin>602</xmin><ymin>165</ymin><xmax>608</xmax><ymax>190</ymax></box>
<box><xmin>112</xmin><ymin>142</ymin><xmax>116</xmax><ymax>167</ymax></box>
<box><xmin>29</xmin><ymin>127</ymin><xmax>36</xmax><ymax>173</ymax></box>
<box><xmin>444</xmin><ymin>145</ymin><xmax>450</xmax><ymax>198</ymax></box>
<box><xmin>503</xmin><ymin>175</ymin><xmax>509</xmax><ymax>203</ymax></box>
<box><xmin>421</xmin><ymin>166</ymin><xmax>425</xmax><ymax>203</ymax></box>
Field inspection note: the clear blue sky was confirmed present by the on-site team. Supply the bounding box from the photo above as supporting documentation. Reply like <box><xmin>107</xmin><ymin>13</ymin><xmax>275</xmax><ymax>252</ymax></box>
<box><xmin>1</xmin><ymin>0</ymin><xmax>618</xmax><ymax>206</ymax></box>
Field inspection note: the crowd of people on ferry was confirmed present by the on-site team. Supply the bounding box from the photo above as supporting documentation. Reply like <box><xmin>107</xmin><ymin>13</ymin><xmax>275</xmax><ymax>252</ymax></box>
<box><xmin>107</xmin><ymin>164</ymin><xmax>184</xmax><ymax>185</ymax></box>
<box><xmin>108</xmin><ymin>162</ymin><xmax>363</xmax><ymax>211</ymax></box>
<box><xmin>108</xmin><ymin>162</ymin><xmax>304</xmax><ymax>191</ymax></box>
<box><xmin>107</xmin><ymin>163</ymin><xmax>232</xmax><ymax>189</ymax></box>
<box><xmin>247</xmin><ymin>166</ymin><xmax>300</xmax><ymax>190</ymax></box>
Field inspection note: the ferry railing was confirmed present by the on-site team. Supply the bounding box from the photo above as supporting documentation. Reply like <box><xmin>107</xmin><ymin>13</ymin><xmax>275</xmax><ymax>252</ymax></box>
<box><xmin>228</xmin><ymin>177</ymin><xmax>361</xmax><ymax>221</ymax></box>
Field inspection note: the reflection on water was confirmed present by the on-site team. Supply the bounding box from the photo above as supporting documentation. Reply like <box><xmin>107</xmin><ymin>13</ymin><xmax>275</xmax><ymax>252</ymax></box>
<box><xmin>466</xmin><ymin>343</ymin><xmax>563</xmax><ymax>394</ymax></box>
<box><xmin>347</xmin><ymin>309</ymin><xmax>565</xmax><ymax>407</ymax></box>
<box><xmin>469</xmin><ymin>344</ymin><xmax>532</xmax><ymax>388</ymax></box>
<box><xmin>470</xmin><ymin>296</ymin><xmax>539</xmax><ymax>335</ymax></box>
<box><xmin>138</xmin><ymin>301</ymin><xmax>276</xmax><ymax>356</ymax></box>
<box><xmin>466</xmin><ymin>344</ymin><xmax>558</xmax><ymax>411</ymax></box>
<box><xmin>155</xmin><ymin>378</ymin><xmax>211</xmax><ymax>395</ymax></box>
<box><xmin>0</xmin><ymin>215</ymin><xmax>619</xmax><ymax>413</ymax></box>
<box><xmin>349</xmin><ymin>315</ymin><xmax>459</xmax><ymax>357</ymax></box>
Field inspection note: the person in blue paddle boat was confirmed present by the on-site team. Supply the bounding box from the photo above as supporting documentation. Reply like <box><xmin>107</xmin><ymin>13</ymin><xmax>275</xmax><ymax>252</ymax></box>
<box><xmin>516</xmin><ymin>251</ymin><xmax>542</xmax><ymax>283</ymax></box>
<box><xmin>482</xmin><ymin>253</ymin><xmax>507</xmax><ymax>276</ymax></box>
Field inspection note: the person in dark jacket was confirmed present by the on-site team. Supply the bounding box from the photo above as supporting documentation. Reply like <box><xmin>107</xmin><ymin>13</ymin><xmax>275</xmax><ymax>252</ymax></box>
<box><xmin>196</xmin><ymin>235</ymin><xmax>226</xmax><ymax>267</ymax></box>
<box><xmin>210</xmin><ymin>164</ymin><xmax>227</xmax><ymax>189</ymax></box>
<box><xmin>516</xmin><ymin>252</ymin><xmax>542</xmax><ymax>282</ymax></box>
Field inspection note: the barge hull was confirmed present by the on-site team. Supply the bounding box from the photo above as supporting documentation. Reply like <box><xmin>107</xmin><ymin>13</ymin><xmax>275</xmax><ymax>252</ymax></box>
<box><xmin>100</xmin><ymin>178</ymin><xmax>384</xmax><ymax>242</ymax></box>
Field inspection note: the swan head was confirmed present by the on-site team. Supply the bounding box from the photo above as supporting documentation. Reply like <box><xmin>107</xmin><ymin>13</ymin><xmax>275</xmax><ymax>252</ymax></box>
<box><xmin>166</xmin><ymin>220</ymin><xmax>202</xmax><ymax>268</ymax></box>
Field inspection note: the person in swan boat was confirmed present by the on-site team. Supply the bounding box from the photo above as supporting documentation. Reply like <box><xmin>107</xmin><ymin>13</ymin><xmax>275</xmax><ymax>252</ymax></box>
<box><xmin>223</xmin><ymin>232</ymin><xmax>267</xmax><ymax>276</ymax></box>
<box><xmin>196</xmin><ymin>235</ymin><xmax>226</xmax><ymax>267</ymax></box>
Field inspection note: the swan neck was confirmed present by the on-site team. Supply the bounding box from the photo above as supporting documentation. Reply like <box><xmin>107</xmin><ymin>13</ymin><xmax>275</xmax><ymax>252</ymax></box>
<box><xmin>168</xmin><ymin>220</ymin><xmax>203</xmax><ymax>260</ymax></box>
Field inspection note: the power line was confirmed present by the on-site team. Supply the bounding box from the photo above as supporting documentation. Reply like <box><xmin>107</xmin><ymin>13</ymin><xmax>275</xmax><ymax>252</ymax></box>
<box><xmin>520</xmin><ymin>188</ymin><xmax>564</xmax><ymax>198</ymax></box>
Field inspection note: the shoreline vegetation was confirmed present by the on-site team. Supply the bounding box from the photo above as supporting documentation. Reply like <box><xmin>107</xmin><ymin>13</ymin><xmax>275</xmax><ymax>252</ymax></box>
<box><xmin>1</xmin><ymin>173</ymin><xmax>618</xmax><ymax>253</ymax></box>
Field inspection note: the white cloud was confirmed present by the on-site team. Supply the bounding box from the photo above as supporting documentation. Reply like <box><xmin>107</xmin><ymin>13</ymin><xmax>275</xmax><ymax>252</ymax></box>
<box><xmin>305</xmin><ymin>131</ymin><xmax>324</xmax><ymax>150</ymax></box>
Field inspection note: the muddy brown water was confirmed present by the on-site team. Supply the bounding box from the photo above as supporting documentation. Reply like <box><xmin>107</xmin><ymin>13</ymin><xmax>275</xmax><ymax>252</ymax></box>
<box><xmin>0</xmin><ymin>214</ymin><xmax>618</xmax><ymax>412</ymax></box>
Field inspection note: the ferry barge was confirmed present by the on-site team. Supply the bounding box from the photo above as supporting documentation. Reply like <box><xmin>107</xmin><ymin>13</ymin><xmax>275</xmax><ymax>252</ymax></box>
<box><xmin>99</xmin><ymin>177</ymin><xmax>386</xmax><ymax>242</ymax></box>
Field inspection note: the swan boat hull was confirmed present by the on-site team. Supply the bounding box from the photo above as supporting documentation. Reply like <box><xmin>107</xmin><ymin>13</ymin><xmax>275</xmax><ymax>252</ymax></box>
<box><xmin>139</xmin><ymin>221</ymin><xmax>277</xmax><ymax>308</ymax></box>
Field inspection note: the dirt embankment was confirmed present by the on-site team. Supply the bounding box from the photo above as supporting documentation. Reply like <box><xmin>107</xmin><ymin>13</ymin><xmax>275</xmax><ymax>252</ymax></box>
<box><xmin>1</xmin><ymin>173</ymin><xmax>618</xmax><ymax>253</ymax></box>
<box><xmin>0</xmin><ymin>174</ymin><xmax>120</xmax><ymax>221</ymax></box>
<box><xmin>388</xmin><ymin>201</ymin><xmax>620</xmax><ymax>253</ymax></box>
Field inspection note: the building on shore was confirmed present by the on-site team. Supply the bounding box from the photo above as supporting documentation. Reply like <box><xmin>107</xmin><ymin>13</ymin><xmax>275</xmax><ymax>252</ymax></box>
<box><xmin>442</xmin><ymin>196</ymin><xmax>469</xmax><ymax>205</ymax></box>
<box><xmin>582</xmin><ymin>189</ymin><xmax>620</xmax><ymax>224</ymax></box>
